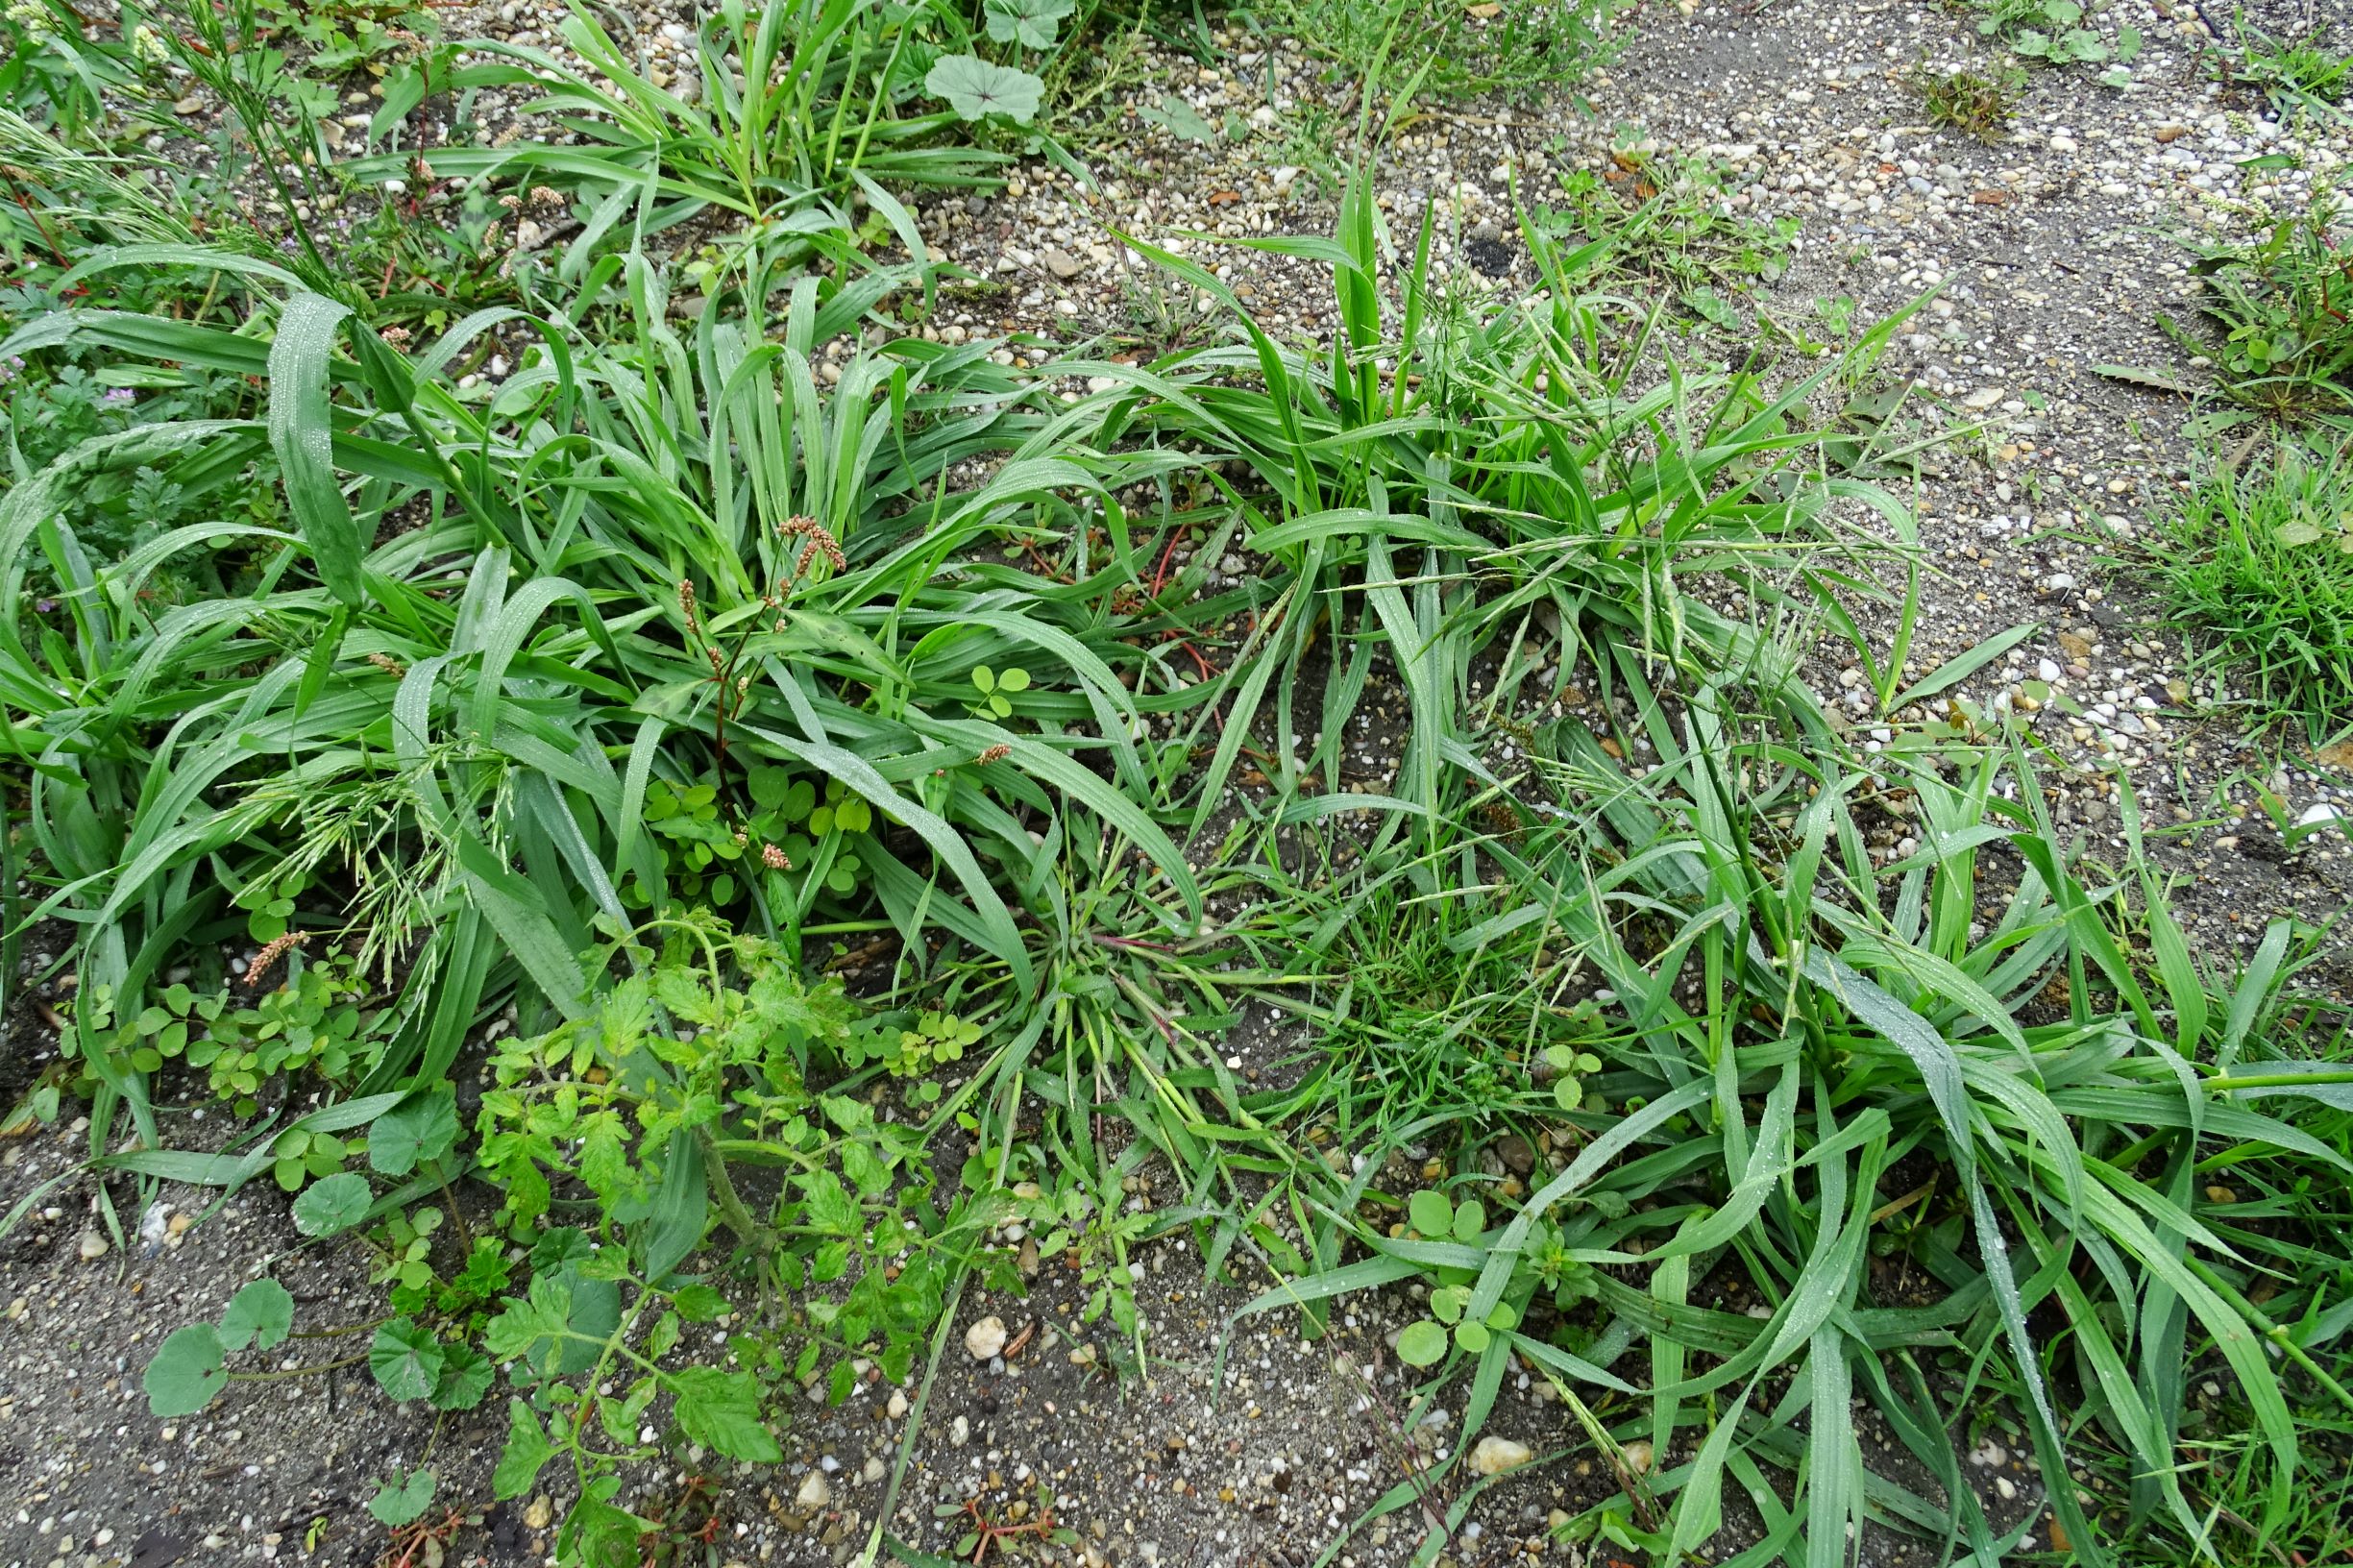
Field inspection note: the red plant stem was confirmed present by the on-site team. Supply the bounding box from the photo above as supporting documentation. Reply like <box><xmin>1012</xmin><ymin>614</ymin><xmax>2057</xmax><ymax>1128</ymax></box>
<box><xmin>4</xmin><ymin>175</ymin><xmax>77</xmax><ymax>274</ymax></box>
<box><xmin>706</xmin><ymin>607</ymin><xmax>771</xmax><ymax>812</ymax></box>
<box><xmin>1149</xmin><ymin>535</ymin><xmax>1180</xmax><ymax>597</ymax></box>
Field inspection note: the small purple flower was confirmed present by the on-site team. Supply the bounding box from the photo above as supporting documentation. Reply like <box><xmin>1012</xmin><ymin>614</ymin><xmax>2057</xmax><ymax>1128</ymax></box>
<box><xmin>103</xmin><ymin>387</ymin><xmax>136</xmax><ymax>405</ymax></box>
<box><xmin>34</xmin><ymin>600</ymin><xmax>56</xmax><ymax>614</ymax></box>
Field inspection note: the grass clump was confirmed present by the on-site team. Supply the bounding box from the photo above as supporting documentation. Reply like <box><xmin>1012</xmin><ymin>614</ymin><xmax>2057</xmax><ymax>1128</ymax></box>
<box><xmin>2145</xmin><ymin>436</ymin><xmax>2353</xmax><ymax>743</ymax></box>
<box><xmin>1256</xmin><ymin>703</ymin><xmax>2353</xmax><ymax>1565</ymax></box>
<box><xmin>1914</xmin><ymin>61</ymin><xmax>2023</xmax><ymax>136</ymax></box>
<box><xmin>1243</xmin><ymin>0</ymin><xmax>1630</xmax><ymax>101</ymax></box>
<box><xmin>0</xmin><ymin>0</ymin><xmax>140</xmax><ymax>135</ymax></box>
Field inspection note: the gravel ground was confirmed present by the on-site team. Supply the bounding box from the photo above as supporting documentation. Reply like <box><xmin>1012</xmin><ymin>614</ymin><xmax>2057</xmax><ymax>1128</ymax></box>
<box><xmin>2</xmin><ymin>1114</ymin><xmax>492</xmax><ymax>1568</ymax></box>
<box><xmin>7</xmin><ymin>1</ymin><xmax>2352</xmax><ymax>1565</ymax></box>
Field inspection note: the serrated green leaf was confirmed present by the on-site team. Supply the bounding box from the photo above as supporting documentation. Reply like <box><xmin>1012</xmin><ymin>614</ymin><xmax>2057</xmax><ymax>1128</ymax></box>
<box><xmin>494</xmin><ymin>1399</ymin><xmax>553</xmax><ymax>1499</ymax></box>
<box><xmin>369</xmin><ymin>1318</ymin><xmax>446</xmax><ymax>1403</ymax></box>
<box><xmin>669</xmin><ymin>1366</ymin><xmax>780</xmax><ymax>1460</ymax></box>
<box><xmin>983</xmin><ymin>0</ymin><xmax>1072</xmax><ymax>49</ymax></box>
<box><xmin>671</xmin><ymin>1284</ymin><xmax>728</xmax><ymax>1322</ymax></box>
<box><xmin>370</xmin><ymin>1088</ymin><xmax>459</xmax><ymax>1177</ymax></box>
<box><xmin>430</xmin><ymin>1344</ymin><xmax>494</xmax><ymax>1410</ymax></box>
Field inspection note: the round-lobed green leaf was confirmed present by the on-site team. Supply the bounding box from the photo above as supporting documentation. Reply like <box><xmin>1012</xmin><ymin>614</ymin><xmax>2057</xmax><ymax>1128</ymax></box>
<box><xmin>291</xmin><ymin>1171</ymin><xmax>370</xmax><ymax>1237</ymax></box>
<box><xmin>218</xmin><ymin>1279</ymin><xmax>294</xmax><ymax>1353</ymax></box>
<box><xmin>1408</xmin><ymin>1189</ymin><xmax>1452</xmax><ymax>1237</ymax></box>
<box><xmin>1395</xmin><ymin>1319</ymin><xmax>1449</xmax><ymax>1368</ymax></box>
<box><xmin>144</xmin><ymin>1325</ymin><xmax>228</xmax><ymax>1417</ymax></box>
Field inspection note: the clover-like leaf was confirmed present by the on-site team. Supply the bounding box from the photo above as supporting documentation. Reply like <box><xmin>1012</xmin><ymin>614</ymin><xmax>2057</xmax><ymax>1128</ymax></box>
<box><xmin>925</xmin><ymin>55</ymin><xmax>1043</xmax><ymax>123</ymax></box>
<box><xmin>748</xmin><ymin>767</ymin><xmax>794</xmax><ymax>809</ymax></box>
<box><xmin>1407</xmin><ymin>1189</ymin><xmax>1452</xmax><ymax>1237</ymax></box>
<box><xmin>1395</xmin><ymin>1319</ymin><xmax>1449</xmax><ymax>1368</ymax></box>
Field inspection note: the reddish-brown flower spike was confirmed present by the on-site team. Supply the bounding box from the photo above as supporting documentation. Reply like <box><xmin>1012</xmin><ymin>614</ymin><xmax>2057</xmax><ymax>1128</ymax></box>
<box><xmin>762</xmin><ymin>843</ymin><xmax>791</xmax><ymax>870</ymax></box>
<box><xmin>244</xmin><ymin>931</ymin><xmax>311</xmax><ymax>991</ymax></box>
<box><xmin>678</xmin><ymin>578</ymin><xmax>701</xmax><ymax>636</ymax></box>
<box><xmin>976</xmin><ymin>744</ymin><xmax>1012</xmax><ymax>765</ymax></box>
<box><xmin>777</xmin><ymin>515</ymin><xmax>846</xmax><ymax>576</ymax></box>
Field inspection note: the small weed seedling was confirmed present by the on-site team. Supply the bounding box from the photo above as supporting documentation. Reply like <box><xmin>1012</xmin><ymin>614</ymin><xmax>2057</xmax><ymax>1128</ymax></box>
<box><xmin>1915</xmin><ymin>61</ymin><xmax>2023</xmax><ymax>137</ymax></box>
<box><xmin>2170</xmin><ymin>184</ymin><xmax>2353</xmax><ymax>416</ymax></box>
<box><xmin>1533</xmin><ymin>138</ymin><xmax>1800</xmax><ymax>326</ymax></box>
<box><xmin>937</xmin><ymin>1483</ymin><xmax>1079</xmax><ymax>1561</ymax></box>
